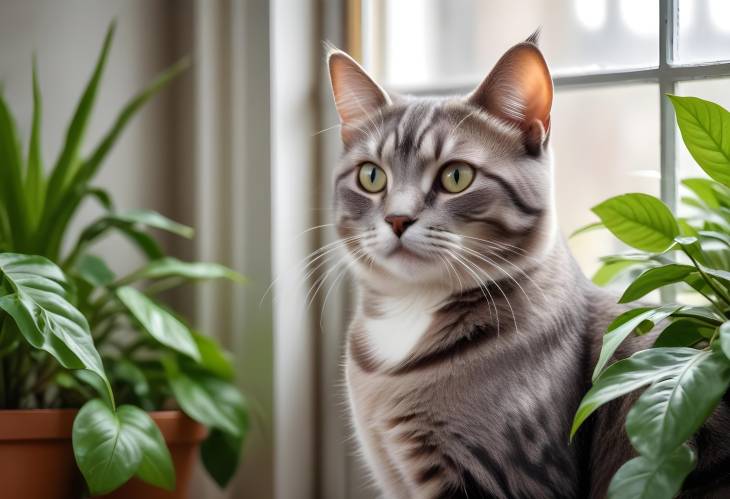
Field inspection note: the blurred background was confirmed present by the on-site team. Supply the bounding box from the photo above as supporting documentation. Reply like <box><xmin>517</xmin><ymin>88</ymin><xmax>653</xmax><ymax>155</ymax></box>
<box><xmin>1</xmin><ymin>1</ymin><xmax>729</xmax><ymax>498</ymax></box>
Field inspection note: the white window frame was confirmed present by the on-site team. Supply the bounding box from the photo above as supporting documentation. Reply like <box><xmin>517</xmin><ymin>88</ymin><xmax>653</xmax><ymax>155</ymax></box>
<box><xmin>361</xmin><ymin>0</ymin><xmax>730</xmax><ymax>213</ymax></box>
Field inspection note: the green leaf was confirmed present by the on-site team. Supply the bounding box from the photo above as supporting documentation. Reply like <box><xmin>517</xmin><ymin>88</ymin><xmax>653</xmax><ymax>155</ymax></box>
<box><xmin>699</xmin><ymin>230</ymin><xmax>730</xmax><ymax>249</ymax></box>
<box><xmin>44</xmin><ymin>22</ymin><xmax>115</xmax><ymax>217</ymax></box>
<box><xmin>573</xmin><ymin>348</ymin><xmax>700</xmax><ymax>437</ymax></box>
<box><xmin>73</xmin><ymin>399</ymin><xmax>175</xmax><ymax>495</ymax></box>
<box><xmin>626</xmin><ymin>348</ymin><xmax>730</xmax><ymax>458</ymax></box>
<box><xmin>593</xmin><ymin>305</ymin><xmax>681</xmax><ymax>381</ymax></box>
<box><xmin>669</xmin><ymin>95</ymin><xmax>730</xmax><ymax>187</ymax></box>
<box><xmin>618</xmin><ymin>264</ymin><xmax>697</xmax><ymax>303</ymax></box>
<box><xmin>682</xmin><ymin>177</ymin><xmax>724</xmax><ymax>210</ymax></box>
<box><xmin>74</xmin><ymin>254</ymin><xmax>116</xmax><ymax>287</ymax></box>
<box><xmin>720</xmin><ymin>322</ymin><xmax>730</xmax><ymax>360</ymax></box>
<box><xmin>592</xmin><ymin>193</ymin><xmax>679</xmax><ymax>253</ymax></box>
<box><xmin>120</xmin><ymin>257</ymin><xmax>243</xmax><ymax>285</ymax></box>
<box><xmin>607</xmin><ymin>444</ymin><xmax>696</xmax><ymax>499</ymax></box>
<box><xmin>112</xmin><ymin>359</ymin><xmax>151</xmax><ymax>399</ymax></box>
<box><xmin>569</xmin><ymin>221</ymin><xmax>604</xmax><ymax>238</ymax></box>
<box><xmin>672</xmin><ymin>306</ymin><xmax>723</xmax><ymax>325</ymax></box>
<box><xmin>0</xmin><ymin>94</ymin><xmax>28</xmax><ymax>248</ymax></box>
<box><xmin>592</xmin><ymin>260</ymin><xmax>641</xmax><ymax>287</ymax></box>
<box><xmin>201</xmin><ymin>428</ymin><xmax>246</xmax><ymax>488</ymax></box>
<box><xmin>109</xmin><ymin>210</ymin><xmax>193</xmax><ymax>239</ymax></box>
<box><xmin>162</xmin><ymin>357</ymin><xmax>247</xmax><ymax>437</ymax></box>
<box><xmin>193</xmin><ymin>332</ymin><xmax>235</xmax><ymax>380</ymax></box>
<box><xmin>25</xmin><ymin>58</ymin><xmax>45</xmax><ymax>228</ymax></box>
<box><xmin>0</xmin><ymin>253</ymin><xmax>112</xmax><ymax>402</ymax></box>
<box><xmin>654</xmin><ymin>320</ymin><xmax>710</xmax><ymax>348</ymax></box>
<box><xmin>116</xmin><ymin>286</ymin><xmax>200</xmax><ymax>361</ymax></box>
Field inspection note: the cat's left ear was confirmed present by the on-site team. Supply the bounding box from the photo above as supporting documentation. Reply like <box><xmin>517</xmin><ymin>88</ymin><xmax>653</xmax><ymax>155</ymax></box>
<box><xmin>327</xmin><ymin>47</ymin><xmax>392</xmax><ymax>144</ymax></box>
<box><xmin>468</xmin><ymin>36</ymin><xmax>553</xmax><ymax>155</ymax></box>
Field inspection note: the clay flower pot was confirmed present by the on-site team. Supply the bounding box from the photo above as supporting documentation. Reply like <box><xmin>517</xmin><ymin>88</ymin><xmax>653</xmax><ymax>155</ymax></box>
<box><xmin>0</xmin><ymin>409</ymin><xmax>206</xmax><ymax>499</ymax></box>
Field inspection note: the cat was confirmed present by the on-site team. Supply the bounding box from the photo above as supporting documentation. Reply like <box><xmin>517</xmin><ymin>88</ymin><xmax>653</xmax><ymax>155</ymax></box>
<box><xmin>326</xmin><ymin>36</ymin><xmax>730</xmax><ymax>499</ymax></box>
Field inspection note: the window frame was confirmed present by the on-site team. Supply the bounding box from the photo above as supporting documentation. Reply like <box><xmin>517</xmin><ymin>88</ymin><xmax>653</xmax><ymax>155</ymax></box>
<box><xmin>359</xmin><ymin>0</ymin><xmax>730</xmax><ymax>213</ymax></box>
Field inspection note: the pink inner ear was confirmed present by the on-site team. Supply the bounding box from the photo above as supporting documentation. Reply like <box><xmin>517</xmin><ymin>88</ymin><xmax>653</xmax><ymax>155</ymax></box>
<box><xmin>329</xmin><ymin>52</ymin><xmax>390</xmax><ymax>135</ymax></box>
<box><xmin>469</xmin><ymin>43</ymin><xmax>553</xmax><ymax>133</ymax></box>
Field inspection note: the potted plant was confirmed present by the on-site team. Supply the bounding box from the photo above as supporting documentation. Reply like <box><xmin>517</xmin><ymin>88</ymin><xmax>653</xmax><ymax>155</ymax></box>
<box><xmin>571</xmin><ymin>95</ymin><xmax>730</xmax><ymax>498</ymax></box>
<box><xmin>0</xmin><ymin>22</ymin><xmax>248</xmax><ymax>498</ymax></box>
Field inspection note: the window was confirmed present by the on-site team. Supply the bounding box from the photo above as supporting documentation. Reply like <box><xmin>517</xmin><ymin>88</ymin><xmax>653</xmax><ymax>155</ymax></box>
<box><xmin>358</xmin><ymin>0</ymin><xmax>730</xmax><ymax>276</ymax></box>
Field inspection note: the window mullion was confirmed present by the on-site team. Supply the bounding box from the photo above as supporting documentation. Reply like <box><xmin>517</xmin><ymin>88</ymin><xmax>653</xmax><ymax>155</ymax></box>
<box><xmin>660</xmin><ymin>0</ymin><xmax>677</xmax><ymax>212</ymax></box>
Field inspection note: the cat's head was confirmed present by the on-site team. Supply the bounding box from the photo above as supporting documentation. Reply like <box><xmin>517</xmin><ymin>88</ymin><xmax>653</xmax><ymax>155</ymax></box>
<box><xmin>328</xmin><ymin>37</ymin><xmax>556</xmax><ymax>291</ymax></box>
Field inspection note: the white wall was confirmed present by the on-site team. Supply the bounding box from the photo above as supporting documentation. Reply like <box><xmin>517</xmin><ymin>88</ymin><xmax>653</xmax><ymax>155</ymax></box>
<box><xmin>0</xmin><ymin>0</ymin><xmax>179</xmax><ymax>275</ymax></box>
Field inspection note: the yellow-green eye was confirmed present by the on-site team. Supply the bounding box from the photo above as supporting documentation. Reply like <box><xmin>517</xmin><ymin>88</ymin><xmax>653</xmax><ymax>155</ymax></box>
<box><xmin>440</xmin><ymin>163</ymin><xmax>475</xmax><ymax>193</ymax></box>
<box><xmin>358</xmin><ymin>163</ymin><xmax>387</xmax><ymax>193</ymax></box>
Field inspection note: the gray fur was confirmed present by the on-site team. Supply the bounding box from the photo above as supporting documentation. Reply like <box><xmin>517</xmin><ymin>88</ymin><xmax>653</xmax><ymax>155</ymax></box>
<box><xmin>327</xmin><ymin>43</ymin><xmax>730</xmax><ymax>498</ymax></box>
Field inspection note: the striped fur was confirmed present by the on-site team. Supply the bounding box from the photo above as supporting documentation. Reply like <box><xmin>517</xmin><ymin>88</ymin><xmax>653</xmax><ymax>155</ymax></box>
<box><xmin>328</xmin><ymin>42</ymin><xmax>730</xmax><ymax>498</ymax></box>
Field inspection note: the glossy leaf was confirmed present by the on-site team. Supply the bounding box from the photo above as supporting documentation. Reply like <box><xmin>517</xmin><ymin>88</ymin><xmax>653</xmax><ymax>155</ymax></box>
<box><xmin>653</xmin><ymin>320</ymin><xmax>710</xmax><ymax>348</ymax></box>
<box><xmin>201</xmin><ymin>428</ymin><xmax>246</xmax><ymax>488</ymax></box>
<box><xmin>74</xmin><ymin>254</ymin><xmax>115</xmax><ymax>287</ymax></box>
<box><xmin>592</xmin><ymin>193</ymin><xmax>679</xmax><ymax>253</ymax></box>
<box><xmin>593</xmin><ymin>305</ymin><xmax>681</xmax><ymax>381</ymax></box>
<box><xmin>116</xmin><ymin>286</ymin><xmax>200</xmax><ymax>361</ymax></box>
<box><xmin>607</xmin><ymin>445</ymin><xmax>696</xmax><ymax>499</ymax></box>
<box><xmin>163</xmin><ymin>357</ymin><xmax>246</xmax><ymax>437</ymax></box>
<box><xmin>592</xmin><ymin>260</ymin><xmax>641</xmax><ymax>287</ymax></box>
<box><xmin>193</xmin><ymin>332</ymin><xmax>235</xmax><ymax>380</ymax></box>
<box><xmin>120</xmin><ymin>257</ymin><xmax>244</xmax><ymax>285</ymax></box>
<box><xmin>618</xmin><ymin>264</ymin><xmax>696</xmax><ymax>303</ymax></box>
<box><xmin>669</xmin><ymin>95</ymin><xmax>730</xmax><ymax>188</ymax></box>
<box><xmin>626</xmin><ymin>349</ymin><xmax>730</xmax><ymax>458</ymax></box>
<box><xmin>0</xmin><ymin>253</ymin><xmax>112</xmax><ymax>401</ymax></box>
<box><xmin>73</xmin><ymin>399</ymin><xmax>174</xmax><ymax>495</ymax></box>
<box><xmin>720</xmin><ymin>322</ymin><xmax>730</xmax><ymax>360</ymax></box>
<box><xmin>574</xmin><ymin>348</ymin><xmax>700</xmax><ymax>437</ymax></box>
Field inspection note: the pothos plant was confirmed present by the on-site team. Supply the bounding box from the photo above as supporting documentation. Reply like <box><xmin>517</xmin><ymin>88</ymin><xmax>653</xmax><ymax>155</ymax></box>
<box><xmin>0</xmin><ymin>22</ymin><xmax>248</xmax><ymax>495</ymax></box>
<box><xmin>570</xmin><ymin>94</ymin><xmax>730</xmax><ymax>498</ymax></box>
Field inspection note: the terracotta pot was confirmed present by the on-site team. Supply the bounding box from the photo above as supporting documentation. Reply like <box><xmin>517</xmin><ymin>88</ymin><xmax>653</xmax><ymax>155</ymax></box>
<box><xmin>0</xmin><ymin>409</ymin><xmax>82</xmax><ymax>499</ymax></box>
<box><xmin>0</xmin><ymin>409</ymin><xmax>207</xmax><ymax>499</ymax></box>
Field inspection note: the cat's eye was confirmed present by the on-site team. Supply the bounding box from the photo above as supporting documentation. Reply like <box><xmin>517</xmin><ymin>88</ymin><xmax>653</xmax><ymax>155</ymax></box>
<box><xmin>358</xmin><ymin>163</ymin><xmax>387</xmax><ymax>193</ymax></box>
<box><xmin>440</xmin><ymin>163</ymin><xmax>474</xmax><ymax>193</ymax></box>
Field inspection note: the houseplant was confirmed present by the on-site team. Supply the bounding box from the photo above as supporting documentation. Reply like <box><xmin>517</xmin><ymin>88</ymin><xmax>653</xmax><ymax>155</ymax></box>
<box><xmin>0</xmin><ymin>22</ymin><xmax>248</xmax><ymax>497</ymax></box>
<box><xmin>571</xmin><ymin>95</ymin><xmax>730</xmax><ymax>498</ymax></box>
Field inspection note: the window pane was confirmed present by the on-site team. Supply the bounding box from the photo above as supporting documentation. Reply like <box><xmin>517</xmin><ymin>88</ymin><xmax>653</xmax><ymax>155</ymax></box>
<box><xmin>676</xmin><ymin>0</ymin><xmax>730</xmax><ymax>64</ymax></box>
<box><xmin>676</xmin><ymin>79</ymin><xmax>730</xmax><ymax>214</ymax></box>
<box><xmin>363</xmin><ymin>0</ymin><xmax>659</xmax><ymax>88</ymax></box>
<box><xmin>552</xmin><ymin>84</ymin><xmax>660</xmax><ymax>277</ymax></box>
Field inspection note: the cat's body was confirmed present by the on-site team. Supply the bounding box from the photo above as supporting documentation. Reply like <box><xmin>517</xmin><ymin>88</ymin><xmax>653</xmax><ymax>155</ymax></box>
<box><xmin>326</xmin><ymin>38</ymin><xmax>730</xmax><ymax>498</ymax></box>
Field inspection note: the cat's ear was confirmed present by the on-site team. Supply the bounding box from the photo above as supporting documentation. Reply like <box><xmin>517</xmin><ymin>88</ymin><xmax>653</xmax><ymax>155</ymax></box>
<box><xmin>327</xmin><ymin>47</ymin><xmax>391</xmax><ymax>143</ymax></box>
<box><xmin>468</xmin><ymin>36</ymin><xmax>553</xmax><ymax>154</ymax></box>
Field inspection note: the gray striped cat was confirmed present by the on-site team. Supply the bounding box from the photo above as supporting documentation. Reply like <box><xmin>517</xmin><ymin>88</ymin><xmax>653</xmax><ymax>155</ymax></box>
<box><xmin>327</xmin><ymin>37</ymin><xmax>730</xmax><ymax>499</ymax></box>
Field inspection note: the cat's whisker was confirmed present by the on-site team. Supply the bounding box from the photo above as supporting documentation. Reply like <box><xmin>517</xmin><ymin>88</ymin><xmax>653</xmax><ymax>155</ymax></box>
<box><xmin>444</xmin><ymin>248</ymin><xmax>498</xmax><ymax>332</ymax></box>
<box><xmin>319</xmin><ymin>249</ymin><xmax>371</xmax><ymax>328</ymax></box>
<box><xmin>311</xmin><ymin>123</ymin><xmax>342</xmax><ymax>137</ymax></box>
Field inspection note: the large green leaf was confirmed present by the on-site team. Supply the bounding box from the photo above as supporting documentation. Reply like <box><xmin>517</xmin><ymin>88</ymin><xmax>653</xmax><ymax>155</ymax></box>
<box><xmin>669</xmin><ymin>95</ymin><xmax>730</xmax><ymax>187</ymax></box>
<box><xmin>73</xmin><ymin>399</ymin><xmax>175</xmax><ymax>495</ymax></box>
<box><xmin>0</xmin><ymin>253</ymin><xmax>112</xmax><ymax>401</ymax></box>
<box><xmin>573</xmin><ymin>348</ymin><xmax>700</xmax><ymax>437</ymax></box>
<box><xmin>201</xmin><ymin>428</ymin><xmax>247</xmax><ymax>488</ymax></box>
<box><xmin>625</xmin><ymin>348</ymin><xmax>730</xmax><ymax>459</ymax></box>
<box><xmin>592</xmin><ymin>194</ymin><xmax>679</xmax><ymax>253</ymax></box>
<box><xmin>618</xmin><ymin>264</ymin><xmax>696</xmax><ymax>303</ymax></box>
<box><xmin>120</xmin><ymin>257</ymin><xmax>243</xmax><ymax>286</ymax></box>
<box><xmin>162</xmin><ymin>357</ymin><xmax>246</xmax><ymax>437</ymax></box>
<box><xmin>607</xmin><ymin>445</ymin><xmax>696</xmax><ymax>499</ymax></box>
<box><xmin>74</xmin><ymin>254</ymin><xmax>115</xmax><ymax>288</ymax></box>
<box><xmin>116</xmin><ymin>286</ymin><xmax>200</xmax><ymax>361</ymax></box>
<box><xmin>193</xmin><ymin>332</ymin><xmax>235</xmax><ymax>380</ymax></box>
<box><xmin>593</xmin><ymin>305</ymin><xmax>681</xmax><ymax>381</ymax></box>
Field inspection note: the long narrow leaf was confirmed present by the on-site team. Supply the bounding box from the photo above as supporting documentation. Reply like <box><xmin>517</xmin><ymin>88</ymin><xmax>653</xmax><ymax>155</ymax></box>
<box><xmin>0</xmin><ymin>95</ymin><xmax>28</xmax><ymax>248</ymax></box>
<box><xmin>25</xmin><ymin>57</ymin><xmax>45</xmax><ymax>228</ymax></box>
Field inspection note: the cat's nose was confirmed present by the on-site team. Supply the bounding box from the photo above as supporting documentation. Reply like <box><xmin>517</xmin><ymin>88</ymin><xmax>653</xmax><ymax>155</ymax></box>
<box><xmin>384</xmin><ymin>215</ymin><xmax>416</xmax><ymax>238</ymax></box>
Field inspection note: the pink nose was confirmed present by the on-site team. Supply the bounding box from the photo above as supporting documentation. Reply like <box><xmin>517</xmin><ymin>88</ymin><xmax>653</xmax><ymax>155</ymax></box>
<box><xmin>384</xmin><ymin>215</ymin><xmax>415</xmax><ymax>237</ymax></box>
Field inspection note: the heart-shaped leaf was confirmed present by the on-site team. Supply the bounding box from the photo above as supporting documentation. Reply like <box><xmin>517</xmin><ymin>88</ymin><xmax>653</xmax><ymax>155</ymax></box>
<box><xmin>592</xmin><ymin>193</ymin><xmax>679</xmax><ymax>253</ymax></box>
<box><xmin>116</xmin><ymin>286</ymin><xmax>200</xmax><ymax>361</ymax></box>
<box><xmin>669</xmin><ymin>95</ymin><xmax>730</xmax><ymax>188</ymax></box>
<box><xmin>607</xmin><ymin>445</ymin><xmax>696</xmax><ymax>499</ymax></box>
<box><xmin>626</xmin><ymin>348</ymin><xmax>730</xmax><ymax>458</ymax></box>
<box><xmin>73</xmin><ymin>399</ymin><xmax>175</xmax><ymax>495</ymax></box>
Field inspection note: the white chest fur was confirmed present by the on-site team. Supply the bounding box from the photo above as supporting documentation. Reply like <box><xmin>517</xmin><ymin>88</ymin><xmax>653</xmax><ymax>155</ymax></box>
<box><xmin>360</xmin><ymin>289</ymin><xmax>446</xmax><ymax>368</ymax></box>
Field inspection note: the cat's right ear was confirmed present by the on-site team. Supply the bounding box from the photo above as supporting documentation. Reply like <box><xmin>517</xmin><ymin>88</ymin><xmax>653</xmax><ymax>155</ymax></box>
<box><xmin>327</xmin><ymin>47</ymin><xmax>391</xmax><ymax>144</ymax></box>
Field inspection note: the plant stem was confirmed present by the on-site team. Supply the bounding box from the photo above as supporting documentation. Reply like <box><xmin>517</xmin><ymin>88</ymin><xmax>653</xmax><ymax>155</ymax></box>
<box><xmin>684</xmin><ymin>249</ymin><xmax>730</xmax><ymax>316</ymax></box>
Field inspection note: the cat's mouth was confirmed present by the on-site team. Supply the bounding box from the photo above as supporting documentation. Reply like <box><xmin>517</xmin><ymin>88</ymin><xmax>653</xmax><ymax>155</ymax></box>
<box><xmin>386</xmin><ymin>241</ymin><xmax>427</xmax><ymax>260</ymax></box>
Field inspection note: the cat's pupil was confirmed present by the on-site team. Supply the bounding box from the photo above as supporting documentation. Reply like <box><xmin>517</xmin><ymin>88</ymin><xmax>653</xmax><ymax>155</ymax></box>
<box><xmin>453</xmin><ymin>168</ymin><xmax>460</xmax><ymax>184</ymax></box>
<box><xmin>370</xmin><ymin>167</ymin><xmax>376</xmax><ymax>183</ymax></box>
